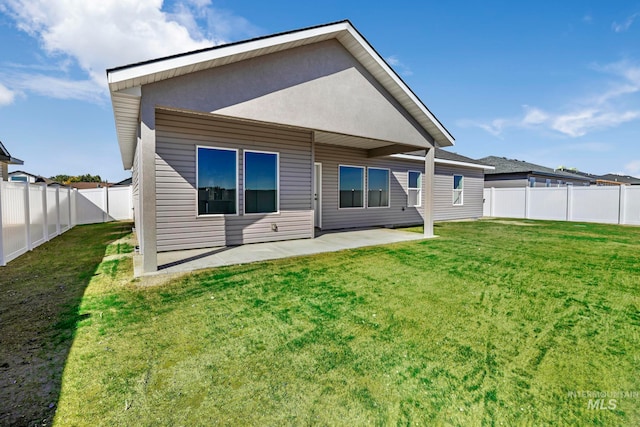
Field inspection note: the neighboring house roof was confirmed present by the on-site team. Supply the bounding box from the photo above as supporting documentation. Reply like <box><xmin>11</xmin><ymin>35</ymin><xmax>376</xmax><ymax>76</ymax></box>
<box><xmin>478</xmin><ymin>156</ymin><xmax>592</xmax><ymax>182</ymax></box>
<box><xmin>68</xmin><ymin>182</ymin><xmax>112</xmax><ymax>189</ymax></box>
<box><xmin>114</xmin><ymin>177</ymin><xmax>132</xmax><ymax>186</ymax></box>
<box><xmin>0</xmin><ymin>141</ymin><xmax>24</xmax><ymax>165</ymax></box>
<box><xmin>391</xmin><ymin>148</ymin><xmax>494</xmax><ymax>171</ymax></box>
<box><xmin>597</xmin><ymin>173</ymin><xmax>640</xmax><ymax>185</ymax></box>
<box><xmin>8</xmin><ymin>170</ymin><xmax>59</xmax><ymax>185</ymax></box>
<box><xmin>107</xmin><ymin>20</ymin><xmax>455</xmax><ymax>170</ymax></box>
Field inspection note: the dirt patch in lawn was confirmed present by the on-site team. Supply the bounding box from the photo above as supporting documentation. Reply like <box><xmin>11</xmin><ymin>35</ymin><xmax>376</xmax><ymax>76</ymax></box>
<box><xmin>0</xmin><ymin>222</ymin><xmax>132</xmax><ymax>426</ymax></box>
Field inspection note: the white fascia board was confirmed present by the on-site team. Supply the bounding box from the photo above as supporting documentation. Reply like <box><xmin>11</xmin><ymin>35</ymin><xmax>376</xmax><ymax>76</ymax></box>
<box><xmin>435</xmin><ymin>158</ymin><xmax>495</xmax><ymax>170</ymax></box>
<box><xmin>342</xmin><ymin>27</ymin><xmax>454</xmax><ymax>146</ymax></box>
<box><xmin>390</xmin><ymin>154</ymin><xmax>494</xmax><ymax>170</ymax></box>
<box><xmin>107</xmin><ymin>22</ymin><xmax>350</xmax><ymax>88</ymax></box>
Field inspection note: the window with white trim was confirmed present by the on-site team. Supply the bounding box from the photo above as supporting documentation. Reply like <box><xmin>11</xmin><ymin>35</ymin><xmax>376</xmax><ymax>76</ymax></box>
<box><xmin>408</xmin><ymin>171</ymin><xmax>422</xmax><ymax>207</ymax></box>
<box><xmin>529</xmin><ymin>177</ymin><xmax>536</xmax><ymax>187</ymax></box>
<box><xmin>244</xmin><ymin>150</ymin><xmax>279</xmax><ymax>214</ymax></box>
<box><xmin>197</xmin><ymin>147</ymin><xmax>238</xmax><ymax>215</ymax></box>
<box><xmin>453</xmin><ymin>174</ymin><xmax>464</xmax><ymax>206</ymax></box>
<box><xmin>367</xmin><ymin>167</ymin><xmax>390</xmax><ymax>208</ymax></box>
<box><xmin>545</xmin><ymin>179</ymin><xmax>551</xmax><ymax>187</ymax></box>
<box><xmin>339</xmin><ymin>165</ymin><xmax>364</xmax><ymax>208</ymax></box>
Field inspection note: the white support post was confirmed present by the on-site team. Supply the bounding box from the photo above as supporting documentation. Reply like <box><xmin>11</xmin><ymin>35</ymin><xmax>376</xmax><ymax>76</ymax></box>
<box><xmin>524</xmin><ymin>186</ymin><xmax>531</xmax><ymax>219</ymax></box>
<box><xmin>41</xmin><ymin>183</ymin><xmax>48</xmax><ymax>242</ymax></box>
<box><xmin>0</xmin><ymin>181</ymin><xmax>5</xmax><ymax>267</ymax></box>
<box><xmin>423</xmin><ymin>147</ymin><xmax>435</xmax><ymax>237</ymax></box>
<box><xmin>55</xmin><ymin>185</ymin><xmax>61</xmax><ymax>236</ymax></box>
<box><xmin>24</xmin><ymin>182</ymin><xmax>32</xmax><ymax>251</ymax></box>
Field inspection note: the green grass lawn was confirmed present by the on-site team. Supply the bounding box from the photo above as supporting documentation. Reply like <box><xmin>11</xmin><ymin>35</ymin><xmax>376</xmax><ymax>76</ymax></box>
<box><xmin>4</xmin><ymin>220</ymin><xmax>639</xmax><ymax>425</ymax></box>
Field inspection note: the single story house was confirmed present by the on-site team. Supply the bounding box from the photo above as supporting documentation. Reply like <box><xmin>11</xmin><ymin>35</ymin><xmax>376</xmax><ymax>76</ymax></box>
<box><xmin>392</xmin><ymin>148</ymin><xmax>494</xmax><ymax>221</ymax></box>
<box><xmin>107</xmin><ymin>20</ymin><xmax>455</xmax><ymax>273</ymax></box>
<box><xmin>596</xmin><ymin>173</ymin><xmax>640</xmax><ymax>186</ymax></box>
<box><xmin>478</xmin><ymin>156</ymin><xmax>592</xmax><ymax>188</ymax></box>
<box><xmin>0</xmin><ymin>141</ymin><xmax>23</xmax><ymax>181</ymax></box>
<box><xmin>7</xmin><ymin>170</ymin><xmax>57</xmax><ymax>185</ymax></box>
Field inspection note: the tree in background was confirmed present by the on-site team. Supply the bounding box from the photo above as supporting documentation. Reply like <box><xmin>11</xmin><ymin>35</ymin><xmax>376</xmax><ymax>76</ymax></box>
<box><xmin>50</xmin><ymin>174</ymin><xmax>103</xmax><ymax>184</ymax></box>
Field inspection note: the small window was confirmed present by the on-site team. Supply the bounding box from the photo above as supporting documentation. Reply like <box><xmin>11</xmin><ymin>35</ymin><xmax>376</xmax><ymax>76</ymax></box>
<box><xmin>244</xmin><ymin>150</ymin><xmax>279</xmax><ymax>214</ymax></box>
<box><xmin>9</xmin><ymin>176</ymin><xmax>28</xmax><ymax>182</ymax></box>
<box><xmin>529</xmin><ymin>177</ymin><xmax>536</xmax><ymax>187</ymax></box>
<box><xmin>408</xmin><ymin>171</ymin><xmax>422</xmax><ymax>207</ymax></box>
<box><xmin>339</xmin><ymin>165</ymin><xmax>364</xmax><ymax>208</ymax></box>
<box><xmin>367</xmin><ymin>167</ymin><xmax>390</xmax><ymax>208</ymax></box>
<box><xmin>453</xmin><ymin>175</ymin><xmax>464</xmax><ymax>206</ymax></box>
<box><xmin>197</xmin><ymin>147</ymin><xmax>238</xmax><ymax>215</ymax></box>
<box><xmin>557</xmin><ymin>180</ymin><xmax>563</xmax><ymax>187</ymax></box>
<box><xmin>545</xmin><ymin>179</ymin><xmax>551</xmax><ymax>187</ymax></box>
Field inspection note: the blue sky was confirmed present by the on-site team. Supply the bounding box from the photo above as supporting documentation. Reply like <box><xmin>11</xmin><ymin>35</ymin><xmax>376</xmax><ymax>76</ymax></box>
<box><xmin>1</xmin><ymin>0</ymin><xmax>639</xmax><ymax>182</ymax></box>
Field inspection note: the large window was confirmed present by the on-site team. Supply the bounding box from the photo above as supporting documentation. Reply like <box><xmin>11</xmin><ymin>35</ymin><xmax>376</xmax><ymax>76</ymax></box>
<box><xmin>197</xmin><ymin>147</ymin><xmax>238</xmax><ymax>215</ymax></box>
<box><xmin>244</xmin><ymin>150</ymin><xmax>279</xmax><ymax>214</ymax></box>
<box><xmin>367</xmin><ymin>167</ymin><xmax>390</xmax><ymax>208</ymax></box>
<box><xmin>408</xmin><ymin>171</ymin><xmax>422</xmax><ymax>207</ymax></box>
<box><xmin>339</xmin><ymin>165</ymin><xmax>364</xmax><ymax>208</ymax></box>
<box><xmin>453</xmin><ymin>174</ymin><xmax>464</xmax><ymax>206</ymax></box>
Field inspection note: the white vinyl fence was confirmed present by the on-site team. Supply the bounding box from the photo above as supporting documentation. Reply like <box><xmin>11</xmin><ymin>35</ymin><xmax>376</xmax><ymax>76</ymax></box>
<box><xmin>483</xmin><ymin>185</ymin><xmax>640</xmax><ymax>225</ymax></box>
<box><xmin>0</xmin><ymin>182</ymin><xmax>133</xmax><ymax>266</ymax></box>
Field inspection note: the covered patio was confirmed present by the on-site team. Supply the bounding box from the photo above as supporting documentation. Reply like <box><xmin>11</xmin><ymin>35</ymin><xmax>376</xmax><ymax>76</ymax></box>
<box><xmin>134</xmin><ymin>227</ymin><xmax>428</xmax><ymax>276</ymax></box>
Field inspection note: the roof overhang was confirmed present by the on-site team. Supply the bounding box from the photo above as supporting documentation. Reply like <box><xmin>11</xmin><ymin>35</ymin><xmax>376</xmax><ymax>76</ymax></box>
<box><xmin>0</xmin><ymin>157</ymin><xmax>24</xmax><ymax>165</ymax></box>
<box><xmin>107</xmin><ymin>20</ymin><xmax>455</xmax><ymax>170</ymax></box>
<box><xmin>391</xmin><ymin>153</ymin><xmax>495</xmax><ymax>170</ymax></box>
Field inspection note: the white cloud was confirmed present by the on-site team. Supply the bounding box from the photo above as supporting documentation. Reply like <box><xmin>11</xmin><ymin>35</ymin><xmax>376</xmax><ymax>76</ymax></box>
<box><xmin>385</xmin><ymin>55</ymin><xmax>413</xmax><ymax>77</ymax></box>
<box><xmin>0</xmin><ymin>83</ymin><xmax>17</xmax><ymax>106</ymax></box>
<box><xmin>2</xmin><ymin>0</ymin><xmax>258</xmax><ymax>102</ymax></box>
<box><xmin>551</xmin><ymin>109</ymin><xmax>640</xmax><ymax>137</ymax></box>
<box><xmin>462</xmin><ymin>60</ymin><xmax>640</xmax><ymax>138</ymax></box>
<box><xmin>612</xmin><ymin>13</ymin><xmax>639</xmax><ymax>32</ymax></box>
<box><xmin>4</xmin><ymin>73</ymin><xmax>105</xmax><ymax>103</ymax></box>
<box><xmin>625</xmin><ymin>160</ymin><xmax>640</xmax><ymax>175</ymax></box>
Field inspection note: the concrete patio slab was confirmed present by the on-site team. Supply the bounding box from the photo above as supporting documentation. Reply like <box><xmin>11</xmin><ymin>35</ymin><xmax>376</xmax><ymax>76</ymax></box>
<box><xmin>134</xmin><ymin>228</ymin><xmax>429</xmax><ymax>277</ymax></box>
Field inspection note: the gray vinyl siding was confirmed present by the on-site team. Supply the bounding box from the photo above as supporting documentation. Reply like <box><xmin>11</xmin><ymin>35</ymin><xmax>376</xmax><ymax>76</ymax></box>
<box><xmin>484</xmin><ymin>177</ymin><xmax>530</xmax><ymax>188</ymax></box>
<box><xmin>434</xmin><ymin>164</ymin><xmax>484</xmax><ymax>221</ymax></box>
<box><xmin>314</xmin><ymin>144</ymin><xmax>425</xmax><ymax>230</ymax></box>
<box><xmin>155</xmin><ymin>110</ymin><xmax>314</xmax><ymax>252</ymax></box>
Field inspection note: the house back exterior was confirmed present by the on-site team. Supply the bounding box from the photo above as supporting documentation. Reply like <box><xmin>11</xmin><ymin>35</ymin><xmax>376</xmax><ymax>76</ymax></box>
<box><xmin>107</xmin><ymin>21</ymin><xmax>457</xmax><ymax>273</ymax></box>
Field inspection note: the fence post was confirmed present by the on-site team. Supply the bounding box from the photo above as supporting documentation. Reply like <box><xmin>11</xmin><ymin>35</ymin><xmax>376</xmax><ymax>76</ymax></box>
<box><xmin>103</xmin><ymin>186</ymin><xmax>109</xmax><ymax>223</ymax></box>
<box><xmin>55</xmin><ymin>185</ymin><xmax>61</xmax><ymax>236</ymax></box>
<box><xmin>524</xmin><ymin>186</ymin><xmax>531</xmax><ymax>219</ymax></box>
<box><xmin>0</xmin><ymin>181</ymin><xmax>5</xmax><ymax>267</ymax></box>
<box><xmin>490</xmin><ymin>187</ymin><xmax>495</xmax><ymax>217</ymax></box>
<box><xmin>24</xmin><ymin>182</ymin><xmax>32</xmax><ymax>251</ymax></box>
<box><xmin>42</xmin><ymin>183</ymin><xmax>49</xmax><ymax>242</ymax></box>
<box><xmin>66</xmin><ymin>187</ymin><xmax>72</xmax><ymax>230</ymax></box>
<box><xmin>566</xmin><ymin>185</ymin><xmax>573</xmax><ymax>221</ymax></box>
<box><xmin>619</xmin><ymin>185</ymin><xmax>626</xmax><ymax>225</ymax></box>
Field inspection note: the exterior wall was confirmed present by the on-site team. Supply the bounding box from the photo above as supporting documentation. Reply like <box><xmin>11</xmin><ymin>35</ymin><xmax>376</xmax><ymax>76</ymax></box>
<box><xmin>155</xmin><ymin>110</ymin><xmax>314</xmax><ymax>252</ymax></box>
<box><xmin>131</xmin><ymin>140</ymin><xmax>141</xmax><ymax>243</ymax></box>
<box><xmin>141</xmin><ymin>39</ymin><xmax>433</xmax><ymax>150</ymax></box>
<box><xmin>434</xmin><ymin>164</ymin><xmax>484</xmax><ymax>221</ymax></box>
<box><xmin>314</xmin><ymin>144</ymin><xmax>424</xmax><ymax>230</ymax></box>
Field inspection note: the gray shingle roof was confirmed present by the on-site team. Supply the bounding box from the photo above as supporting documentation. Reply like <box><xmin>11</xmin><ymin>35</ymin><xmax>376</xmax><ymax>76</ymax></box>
<box><xmin>478</xmin><ymin>156</ymin><xmax>592</xmax><ymax>181</ymax></box>
<box><xmin>434</xmin><ymin>148</ymin><xmax>488</xmax><ymax>166</ymax></box>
